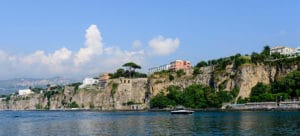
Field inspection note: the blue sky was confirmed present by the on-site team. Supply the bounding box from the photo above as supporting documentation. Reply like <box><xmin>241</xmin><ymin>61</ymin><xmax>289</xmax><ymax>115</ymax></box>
<box><xmin>0</xmin><ymin>1</ymin><xmax>300</xmax><ymax>80</ymax></box>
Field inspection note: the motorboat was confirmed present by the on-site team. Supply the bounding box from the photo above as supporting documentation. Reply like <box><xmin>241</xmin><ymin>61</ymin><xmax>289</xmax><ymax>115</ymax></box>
<box><xmin>171</xmin><ymin>106</ymin><xmax>194</xmax><ymax>114</ymax></box>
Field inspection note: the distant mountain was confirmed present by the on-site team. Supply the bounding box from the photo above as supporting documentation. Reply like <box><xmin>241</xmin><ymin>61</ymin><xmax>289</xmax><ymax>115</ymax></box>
<box><xmin>0</xmin><ymin>77</ymin><xmax>76</xmax><ymax>95</ymax></box>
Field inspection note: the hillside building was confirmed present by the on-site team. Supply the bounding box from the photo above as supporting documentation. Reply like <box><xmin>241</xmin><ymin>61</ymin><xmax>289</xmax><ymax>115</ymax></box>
<box><xmin>18</xmin><ymin>89</ymin><xmax>34</xmax><ymax>96</ymax></box>
<box><xmin>295</xmin><ymin>47</ymin><xmax>300</xmax><ymax>56</ymax></box>
<box><xmin>270</xmin><ymin>46</ymin><xmax>295</xmax><ymax>56</ymax></box>
<box><xmin>99</xmin><ymin>73</ymin><xmax>110</xmax><ymax>88</ymax></box>
<box><xmin>148</xmin><ymin>60</ymin><xmax>191</xmax><ymax>73</ymax></box>
<box><xmin>148</xmin><ymin>64</ymin><xmax>170</xmax><ymax>73</ymax></box>
<box><xmin>79</xmin><ymin>78</ymin><xmax>99</xmax><ymax>88</ymax></box>
<box><xmin>169</xmin><ymin>60</ymin><xmax>191</xmax><ymax>71</ymax></box>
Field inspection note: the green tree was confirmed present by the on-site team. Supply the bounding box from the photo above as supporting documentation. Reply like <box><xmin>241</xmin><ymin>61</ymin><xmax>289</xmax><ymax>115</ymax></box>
<box><xmin>181</xmin><ymin>84</ymin><xmax>207</xmax><ymax>108</ymax></box>
<box><xmin>261</xmin><ymin>45</ymin><xmax>270</xmax><ymax>57</ymax></box>
<box><xmin>272</xmin><ymin>70</ymin><xmax>300</xmax><ymax>99</ymax></box>
<box><xmin>176</xmin><ymin>69</ymin><xmax>185</xmax><ymax>77</ymax></box>
<box><xmin>193</xmin><ymin>67</ymin><xmax>201</xmax><ymax>76</ymax></box>
<box><xmin>150</xmin><ymin>92</ymin><xmax>175</xmax><ymax>109</ymax></box>
<box><xmin>169</xmin><ymin>74</ymin><xmax>174</xmax><ymax>81</ymax></box>
<box><xmin>123</xmin><ymin>62</ymin><xmax>141</xmax><ymax>72</ymax></box>
<box><xmin>122</xmin><ymin>62</ymin><xmax>142</xmax><ymax>78</ymax></box>
<box><xmin>250</xmin><ymin>82</ymin><xmax>271</xmax><ymax>97</ymax></box>
<box><xmin>196</xmin><ymin>61</ymin><xmax>208</xmax><ymax>68</ymax></box>
<box><xmin>166</xmin><ymin>86</ymin><xmax>182</xmax><ymax>104</ymax></box>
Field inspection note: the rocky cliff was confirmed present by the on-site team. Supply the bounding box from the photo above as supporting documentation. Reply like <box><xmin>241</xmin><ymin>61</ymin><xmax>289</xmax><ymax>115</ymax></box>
<box><xmin>149</xmin><ymin>63</ymin><xmax>299</xmax><ymax>100</ymax></box>
<box><xmin>1</xmin><ymin>63</ymin><xmax>299</xmax><ymax>110</ymax></box>
<box><xmin>0</xmin><ymin>78</ymin><xmax>148</xmax><ymax>110</ymax></box>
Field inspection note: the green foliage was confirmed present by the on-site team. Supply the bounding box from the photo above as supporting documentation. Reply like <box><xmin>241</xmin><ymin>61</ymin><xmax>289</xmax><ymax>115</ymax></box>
<box><xmin>234</xmin><ymin>55</ymin><xmax>251</xmax><ymax>68</ymax></box>
<box><xmin>69</xmin><ymin>82</ymin><xmax>81</xmax><ymax>91</ymax></box>
<box><xmin>35</xmin><ymin>104</ymin><xmax>44</xmax><ymax>110</ymax></box>
<box><xmin>110</xmin><ymin>68</ymin><xmax>147</xmax><ymax>79</ymax></box>
<box><xmin>230</xmin><ymin>87</ymin><xmax>240</xmax><ymax>98</ymax></box>
<box><xmin>166</xmin><ymin>86</ymin><xmax>182</xmax><ymax>104</ymax></box>
<box><xmin>61</xmin><ymin>99</ymin><xmax>67</xmax><ymax>106</ymax></box>
<box><xmin>150</xmin><ymin>84</ymin><xmax>239</xmax><ymax>109</ymax></box>
<box><xmin>196</xmin><ymin>61</ymin><xmax>208</xmax><ymax>68</ymax></box>
<box><xmin>0</xmin><ymin>95</ymin><xmax>6</xmax><ymax>98</ymax></box>
<box><xmin>248</xmin><ymin>71</ymin><xmax>300</xmax><ymax>102</ymax></box>
<box><xmin>271</xmin><ymin>70</ymin><xmax>300</xmax><ymax>99</ymax></box>
<box><xmin>237</xmin><ymin>97</ymin><xmax>249</xmax><ymax>104</ymax></box>
<box><xmin>217</xmin><ymin>91</ymin><xmax>233</xmax><ymax>102</ymax></box>
<box><xmin>44</xmin><ymin>91</ymin><xmax>58</xmax><ymax>100</ymax></box>
<box><xmin>122</xmin><ymin>62</ymin><xmax>141</xmax><ymax>71</ymax></box>
<box><xmin>261</xmin><ymin>45</ymin><xmax>270</xmax><ymax>57</ymax></box>
<box><xmin>154</xmin><ymin>80</ymin><xmax>163</xmax><ymax>84</ymax></box>
<box><xmin>150</xmin><ymin>92</ymin><xmax>175</xmax><ymax>109</ymax></box>
<box><xmin>251</xmin><ymin>52</ymin><xmax>265</xmax><ymax>64</ymax></box>
<box><xmin>111</xmin><ymin>82</ymin><xmax>119</xmax><ymax>97</ymax></box>
<box><xmin>176</xmin><ymin>69</ymin><xmax>185</xmax><ymax>77</ymax></box>
<box><xmin>31</xmin><ymin>87</ymin><xmax>43</xmax><ymax>94</ymax></box>
<box><xmin>126</xmin><ymin>101</ymin><xmax>136</xmax><ymax>105</ymax></box>
<box><xmin>250</xmin><ymin>82</ymin><xmax>271</xmax><ymax>96</ymax></box>
<box><xmin>66</xmin><ymin>101</ymin><xmax>79</xmax><ymax>108</ymax></box>
<box><xmin>169</xmin><ymin>74</ymin><xmax>174</xmax><ymax>81</ymax></box>
<box><xmin>218</xmin><ymin>80</ymin><xmax>228</xmax><ymax>91</ymax></box>
<box><xmin>193</xmin><ymin>67</ymin><xmax>201</xmax><ymax>76</ymax></box>
<box><xmin>121</xmin><ymin>62</ymin><xmax>144</xmax><ymax>78</ymax></box>
<box><xmin>5</xmin><ymin>95</ymin><xmax>11</xmax><ymax>102</ymax></box>
<box><xmin>89</xmin><ymin>102</ymin><xmax>95</xmax><ymax>109</ymax></box>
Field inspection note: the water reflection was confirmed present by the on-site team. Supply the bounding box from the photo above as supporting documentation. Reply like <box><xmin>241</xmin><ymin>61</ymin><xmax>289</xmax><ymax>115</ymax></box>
<box><xmin>0</xmin><ymin>111</ymin><xmax>299</xmax><ymax>135</ymax></box>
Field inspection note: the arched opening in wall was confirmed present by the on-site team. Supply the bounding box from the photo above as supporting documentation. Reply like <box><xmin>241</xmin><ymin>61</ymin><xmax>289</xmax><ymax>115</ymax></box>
<box><xmin>128</xmin><ymin>80</ymin><xmax>130</xmax><ymax>84</ymax></box>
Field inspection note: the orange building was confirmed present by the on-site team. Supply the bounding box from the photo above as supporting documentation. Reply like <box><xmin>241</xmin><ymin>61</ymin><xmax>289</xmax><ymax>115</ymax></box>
<box><xmin>169</xmin><ymin>60</ymin><xmax>191</xmax><ymax>71</ymax></box>
<box><xmin>99</xmin><ymin>73</ymin><xmax>110</xmax><ymax>81</ymax></box>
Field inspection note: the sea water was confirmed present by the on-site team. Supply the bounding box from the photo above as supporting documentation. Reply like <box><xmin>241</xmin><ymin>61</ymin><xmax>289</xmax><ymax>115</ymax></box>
<box><xmin>0</xmin><ymin>111</ymin><xmax>299</xmax><ymax>135</ymax></box>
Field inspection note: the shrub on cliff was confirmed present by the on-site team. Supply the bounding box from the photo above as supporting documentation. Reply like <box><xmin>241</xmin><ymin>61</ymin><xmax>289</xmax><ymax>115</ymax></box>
<box><xmin>66</xmin><ymin>102</ymin><xmax>79</xmax><ymax>108</ymax></box>
<box><xmin>150</xmin><ymin>84</ymin><xmax>232</xmax><ymax>109</ymax></box>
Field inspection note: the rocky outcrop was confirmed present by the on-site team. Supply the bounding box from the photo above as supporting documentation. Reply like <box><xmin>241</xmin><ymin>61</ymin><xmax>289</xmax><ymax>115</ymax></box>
<box><xmin>149</xmin><ymin>63</ymin><xmax>299</xmax><ymax>100</ymax></box>
<box><xmin>0</xmin><ymin>63</ymin><xmax>299</xmax><ymax>110</ymax></box>
<box><xmin>0</xmin><ymin>78</ymin><xmax>148</xmax><ymax>110</ymax></box>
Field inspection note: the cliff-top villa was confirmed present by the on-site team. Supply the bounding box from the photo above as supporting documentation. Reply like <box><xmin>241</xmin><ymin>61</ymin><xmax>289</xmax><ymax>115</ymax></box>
<box><xmin>270</xmin><ymin>46</ymin><xmax>300</xmax><ymax>56</ymax></box>
<box><xmin>149</xmin><ymin>60</ymin><xmax>191</xmax><ymax>74</ymax></box>
<box><xmin>79</xmin><ymin>77</ymin><xmax>99</xmax><ymax>88</ymax></box>
<box><xmin>99</xmin><ymin>73</ymin><xmax>110</xmax><ymax>88</ymax></box>
<box><xmin>18</xmin><ymin>89</ymin><xmax>34</xmax><ymax>96</ymax></box>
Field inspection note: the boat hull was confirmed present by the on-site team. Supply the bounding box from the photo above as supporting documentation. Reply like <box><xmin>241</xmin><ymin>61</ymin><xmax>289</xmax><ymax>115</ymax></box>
<box><xmin>171</xmin><ymin>110</ymin><xmax>194</xmax><ymax>114</ymax></box>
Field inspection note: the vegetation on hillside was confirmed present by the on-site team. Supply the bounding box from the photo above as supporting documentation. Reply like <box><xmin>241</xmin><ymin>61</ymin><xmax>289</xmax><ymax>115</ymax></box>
<box><xmin>238</xmin><ymin>70</ymin><xmax>300</xmax><ymax>103</ymax></box>
<box><xmin>194</xmin><ymin>45</ymin><xmax>300</xmax><ymax>72</ymax></box>
<box><xmin>150</xmin><ymin>85</ymin><xmax>238</xmax><ymax>109</ymax></box>
<box><xmin>109</xmin><ymin>62</ymin><xmax>147</xmax><ymax>78</ymax></box>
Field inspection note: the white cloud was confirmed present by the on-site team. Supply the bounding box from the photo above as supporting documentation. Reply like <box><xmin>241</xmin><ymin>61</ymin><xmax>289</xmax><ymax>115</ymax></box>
<box><xmin>74</xmin><ymin>24</ymin><xmax>103</xmax><ymax>66</ymax></box>
<box><xmin>148</xmin><ymin>35</ymin><xmax>180</xmax><ymax>56</ymax></box>
<box><xmin>0</xmin><ymin>50</ymin><xmax>7</xmax><ymax>62</ymax></box>
<box><xmin>0</xmin><ymin>24</ymin><xmax>180</xmax><ymax>80</ymax></box>
<box><xmin>102</xmin><ymin>46</ymin><xmax>145</xmax><ymax>71</ymax></box>
<box><xmin>132</xmin><ymin>40</ymin><xmax>142</xmax><ymax>50</ymax></box>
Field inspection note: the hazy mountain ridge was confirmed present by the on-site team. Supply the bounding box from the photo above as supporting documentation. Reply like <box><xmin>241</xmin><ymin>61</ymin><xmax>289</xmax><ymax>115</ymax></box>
<box><xmin>0</xmin><ymin>77</ymin><xmax>75</xmax><ymax>95</ymax></box>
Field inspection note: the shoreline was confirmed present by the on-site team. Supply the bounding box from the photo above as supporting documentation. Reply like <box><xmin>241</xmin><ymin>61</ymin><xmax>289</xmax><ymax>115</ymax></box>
<box><xmin>1</xmin><ymin>107</ymin><xmax>300</xmax><ymax>112</ymax></box>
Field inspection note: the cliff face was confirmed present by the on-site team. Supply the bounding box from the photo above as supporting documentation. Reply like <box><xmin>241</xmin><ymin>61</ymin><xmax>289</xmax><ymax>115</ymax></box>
<box><xmin>0</xmin><ymin>63</ymin><xmax>299</xmax><ymax>110</ymax></box>
<box><xmin>0</xmin><ymin>78</ymin><xmax>148</xmax><ymax>110</ymax></box>
<box><xmin>149</xmin><ymin>63</ymin><xmax>299</xmax><ymax>99</ymax></box>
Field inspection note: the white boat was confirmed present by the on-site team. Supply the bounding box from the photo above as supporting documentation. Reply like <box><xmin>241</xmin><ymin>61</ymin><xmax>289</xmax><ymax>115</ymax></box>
<box><xmin>171</xmin><ymin>107</ymin><xmax>194</xmax><ymax>114</ymax></box>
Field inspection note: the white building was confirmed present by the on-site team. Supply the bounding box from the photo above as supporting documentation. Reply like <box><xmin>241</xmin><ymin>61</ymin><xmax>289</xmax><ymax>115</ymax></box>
<box><xmin>295</xmin><ymin>47</ymin><xmax>300</xmax><ymax>56</ymax></box>
<box><xmin>79</xmin><ymin>78</ymin><xmax>99</xmax><ymax>88</ymax></box>
<box><xmin>18</xmin><ymin>89</ymin><xmax>34</xmax><ymax>96</ymax></box>
<box><xmin>270</xmin><ymin>46</ymin><xmax>295</xmax><ymax>56</ymax></box>
<box><xmin>148</xmin><ymin>64</ymin><xmax>170</xmax><ymax>74</ymax></box>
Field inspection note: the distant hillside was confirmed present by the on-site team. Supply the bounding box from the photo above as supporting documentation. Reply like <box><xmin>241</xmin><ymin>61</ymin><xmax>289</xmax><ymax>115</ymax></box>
<box><xmin>0</xmin><ymin>77</ymin><xmax>75</xmax><ymax>95</ymax></box>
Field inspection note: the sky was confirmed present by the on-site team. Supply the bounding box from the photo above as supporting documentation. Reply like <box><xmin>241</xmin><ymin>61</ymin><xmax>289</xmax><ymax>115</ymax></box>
<box><xmin>0</xmin><ymin>1</ymin><xmax>300</xmax><ymax>80</ymax></box>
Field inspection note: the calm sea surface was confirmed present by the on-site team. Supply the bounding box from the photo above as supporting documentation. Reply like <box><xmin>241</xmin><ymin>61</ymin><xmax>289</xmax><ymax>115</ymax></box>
<box><xmin>0</xmin><ymin>111</ymin><xmax>299</xmax><ymax>136</ymax></box>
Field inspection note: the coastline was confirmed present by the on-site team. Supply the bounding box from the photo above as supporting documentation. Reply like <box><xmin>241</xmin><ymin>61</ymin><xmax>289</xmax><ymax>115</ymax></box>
<box><xmin>1</xmin><ymin>107</ymin><xmax>300</xmax><ymax>112</ymax></box>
